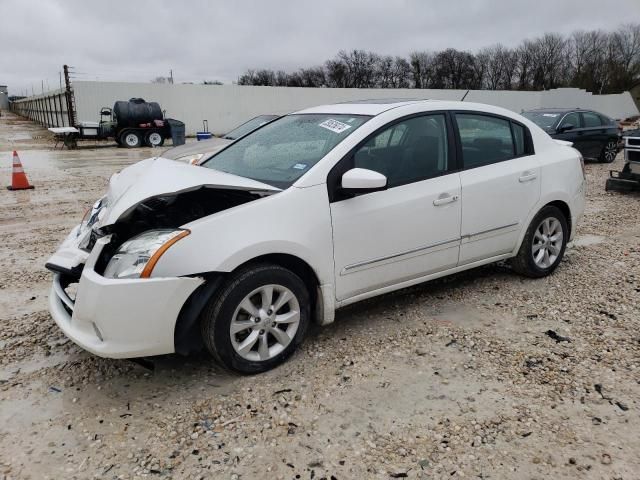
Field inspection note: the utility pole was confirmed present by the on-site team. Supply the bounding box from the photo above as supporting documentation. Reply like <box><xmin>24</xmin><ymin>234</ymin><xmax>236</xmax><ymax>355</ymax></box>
<box><xmin>63</xmin><ymin>64</ymin><xmax>77</xmax><ymax>127</ymax></box>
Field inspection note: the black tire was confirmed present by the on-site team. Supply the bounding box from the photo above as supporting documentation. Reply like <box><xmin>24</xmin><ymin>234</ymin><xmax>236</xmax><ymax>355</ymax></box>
<box><xmin>511</xmin><ymin>205</ymin><xmax>568</xmax><ymax>278</ymax></box>
<box><xmin>200</xmin><ymin>264</ymin><xmax>310</xmax><ymax>374</ymax></box>
<box><xmin>599</xmin><ymin>140</ymin><xmax>618</xmax><ymax>163</ymax></box>
<box><xmin>144</xmin><ymin>130</ymin><xmax>165</xmax><ymax>147</ymax></box>
<box><xmin>118</xmin><ymin>130</ymin><xmax>142</xmax><ymax>148</ymax></box>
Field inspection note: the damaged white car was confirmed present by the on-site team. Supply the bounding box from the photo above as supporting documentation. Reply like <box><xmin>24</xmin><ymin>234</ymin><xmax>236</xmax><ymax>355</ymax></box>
<box><xmin>47</xmin><ymin>100</ymin><xmax>586</xmax><ymax>373</ymax></box>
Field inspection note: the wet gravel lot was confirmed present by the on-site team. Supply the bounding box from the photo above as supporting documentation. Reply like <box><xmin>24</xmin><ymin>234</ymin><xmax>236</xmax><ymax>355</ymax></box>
<box><xmin>1</xmin><ymin>112</ymin><xmax>639</xmax><ymax>479</ymax></box>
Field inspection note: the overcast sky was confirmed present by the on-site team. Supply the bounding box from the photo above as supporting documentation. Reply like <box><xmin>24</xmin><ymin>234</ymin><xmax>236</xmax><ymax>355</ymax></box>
<box><xmin>2</xmin><ymin>0</ymin><xmax>639</xmax><ymax>95</ymax></box>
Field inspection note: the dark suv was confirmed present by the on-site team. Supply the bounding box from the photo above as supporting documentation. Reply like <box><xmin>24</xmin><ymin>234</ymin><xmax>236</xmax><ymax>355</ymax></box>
<box><xmin>522</xmin><ymin>108</ymin><xmax>620</xmax><ymax>163</ymax></box>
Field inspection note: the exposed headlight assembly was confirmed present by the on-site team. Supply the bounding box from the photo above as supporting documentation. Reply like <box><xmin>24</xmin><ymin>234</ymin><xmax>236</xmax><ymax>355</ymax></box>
<box><xmin>104</xmin><ymin>229</ymin><xmax>189</xmax><ymax>279</ymax></box>
<box><xmin>78</xmin><ymin>197</ymin><xmax>108</xmax><ymax>238</ymax></box>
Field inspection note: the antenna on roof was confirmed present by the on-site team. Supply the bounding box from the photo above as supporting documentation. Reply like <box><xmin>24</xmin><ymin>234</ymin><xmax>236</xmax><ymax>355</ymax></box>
<box><xmin>461</xmin><ymin>90</ymin><xmax>469</xmax><ymax>102</ymax></box>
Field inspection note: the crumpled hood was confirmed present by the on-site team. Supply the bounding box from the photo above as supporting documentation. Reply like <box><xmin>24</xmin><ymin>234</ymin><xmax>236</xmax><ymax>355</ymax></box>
<box><xmin>102</xmin><ymin>157</ymin><xmax>279</xmax><ymax>226</ymax></box>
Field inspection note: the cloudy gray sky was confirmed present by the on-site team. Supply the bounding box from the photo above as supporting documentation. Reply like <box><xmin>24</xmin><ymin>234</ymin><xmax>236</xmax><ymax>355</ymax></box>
<box><xmin>2</xmin><ymin>0</ymin><xmax>639</xmax><ymax>95</ymax></box>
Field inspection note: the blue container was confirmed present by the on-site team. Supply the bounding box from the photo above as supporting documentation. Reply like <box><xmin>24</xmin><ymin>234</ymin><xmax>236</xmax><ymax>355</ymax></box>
<box><xmin>196</xmin><ymin>132</ymin><xmax>213</xmax><ymax>141</ymax></box>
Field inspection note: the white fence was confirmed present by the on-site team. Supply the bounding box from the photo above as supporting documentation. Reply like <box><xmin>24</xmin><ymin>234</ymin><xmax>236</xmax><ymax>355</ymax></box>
<box><xmin>16</xmin><ymin>80</ymin><xmax>640</xmax><ymax>135</ymax></box>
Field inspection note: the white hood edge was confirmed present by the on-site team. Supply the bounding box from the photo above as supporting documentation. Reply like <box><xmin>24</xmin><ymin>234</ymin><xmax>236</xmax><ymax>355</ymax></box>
<box><xmin>102</xmin><ymin>157</ymin><xmax>280</xmax><ymax>226</ymax></box>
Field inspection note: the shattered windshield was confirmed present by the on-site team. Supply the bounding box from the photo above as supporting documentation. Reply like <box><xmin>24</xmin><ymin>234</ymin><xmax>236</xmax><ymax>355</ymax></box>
<box><xmin>201</xmin><ymin>114</ymin><xmax>370</xmax><ymax>188</ymax></box>
<box><xmin>223</xmin><ymin>115</ymin><xmax>279</xmax><ymax>140</ymax></box>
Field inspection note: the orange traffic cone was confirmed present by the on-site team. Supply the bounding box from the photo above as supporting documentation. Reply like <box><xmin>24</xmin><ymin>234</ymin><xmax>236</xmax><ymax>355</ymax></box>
<box><xmin>7</xmin><ymin>151</ymin><xmax>34</xmax><ymax>190</ymax></box>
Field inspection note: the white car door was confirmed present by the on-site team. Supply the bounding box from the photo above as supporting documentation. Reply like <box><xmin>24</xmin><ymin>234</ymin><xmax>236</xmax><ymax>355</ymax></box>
<box><xmin>455</xmin><ymin>113</ymin><xmax>541</xmax><ymax>264</ymax></box>
<box><xmin>329</xmin><ymin>113</ymin><xmax>462</xmax><ymax>302</ymax></box>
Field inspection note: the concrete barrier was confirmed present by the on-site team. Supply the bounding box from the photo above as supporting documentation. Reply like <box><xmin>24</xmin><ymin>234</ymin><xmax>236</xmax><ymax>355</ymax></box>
<box><xmin>13</xmin><ymin>81</ymin><xmax>640</xmax><ymax>135</ymax></box>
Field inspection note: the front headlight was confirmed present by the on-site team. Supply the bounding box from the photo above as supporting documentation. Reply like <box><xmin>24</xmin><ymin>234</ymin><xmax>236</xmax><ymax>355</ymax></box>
<box><xmin>176</xmin><ymin>153</ymin><xmax>204</xmax><ymax>165</ymax></box>
<box><xmin>104</xmin><ymin>229</ymin><xmax>190</xmax><ymax>279</ymax></box>
<box><xmin>77</xmin><ymin>196</ymin><xmax>108</xmax><ymax>238</ymax></box>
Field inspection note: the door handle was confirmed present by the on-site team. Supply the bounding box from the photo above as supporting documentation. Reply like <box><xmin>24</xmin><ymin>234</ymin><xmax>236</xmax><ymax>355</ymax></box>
<box><xmin>433</xmin><ymin>194</ymin><xmax>459</xmax><ymax>206</ymax></box>
<box><xmin>519</xmin><ymin>172</ymin><xmax>537</xmax><ymax>183</ymax></box>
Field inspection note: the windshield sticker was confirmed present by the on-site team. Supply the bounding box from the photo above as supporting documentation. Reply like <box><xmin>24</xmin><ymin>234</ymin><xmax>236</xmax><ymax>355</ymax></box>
<box><xmin>319</xmin><ymin>118</ymin><xmax>352</xmax><ymax>134</ymax></box>
<box><xmin>293</xmin><ymin>163</ymin><xmax>308</xmax><ymax>170</ymax></box>
<box><xmin>542</xmin><ymin>113</ymin><xmax>559</xmax><ymax>117</ymax></box>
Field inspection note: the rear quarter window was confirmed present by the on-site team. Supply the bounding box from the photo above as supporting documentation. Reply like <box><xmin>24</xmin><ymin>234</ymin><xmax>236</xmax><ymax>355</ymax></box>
<box><xmin>512</xmin><ymin>123</ymin><xmax>525</xmax><ymax>156</ymax></box>
<box><xmin>598</xmin><ymin>114</ymin><xmax>612</xmax><ymax>126</ymax></box>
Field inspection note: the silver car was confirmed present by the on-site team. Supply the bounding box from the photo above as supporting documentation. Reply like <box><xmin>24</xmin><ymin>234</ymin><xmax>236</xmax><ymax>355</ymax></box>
<box><xmin>162</xmin><ymin>114</ymin><xmax>279</xmax><ymax>164</ymax></box>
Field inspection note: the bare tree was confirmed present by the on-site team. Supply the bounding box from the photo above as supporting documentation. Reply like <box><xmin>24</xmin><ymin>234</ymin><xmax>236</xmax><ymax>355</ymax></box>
<box><xmin>325</xmin><ymin>59</ymin><xmax>349</xmax><ymax>87</ymax></box>
<box><xmin>432</xmin><ymin>49</ymin><xmax>478</xmax><ymax>89</ymax></box>
<box><xmin>390</xmin><ymin>57</ymin><xmax>411</xmax><ymax>88</ymax></box>
<box><xmin>409</xmin><ymin>51</ymin><xmax>434</xmax><ymax>88</ymax></box>
<box><xmin>234</xmin><ymin>22</ymin><xmax>639</xmax><ymax>94</ymax></box>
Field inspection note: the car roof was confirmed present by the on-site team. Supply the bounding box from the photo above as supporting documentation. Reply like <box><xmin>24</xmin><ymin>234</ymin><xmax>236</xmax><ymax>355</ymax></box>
<box><xmin>293</xmin><ymin>99</ymin><xmax>430</xmax><ymax>116</ymax></box>
<box><xmin>293</xmin><ymin>99</ymin><xmax>540</xmax><ymax>119</ymax></box>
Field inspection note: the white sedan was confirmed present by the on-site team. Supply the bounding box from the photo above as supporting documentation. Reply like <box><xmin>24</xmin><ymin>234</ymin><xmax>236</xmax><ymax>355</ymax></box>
<box><xmin>47</xmin><ymin>100</ymin><xmax>586</xmax><ymax>373</ymax></box>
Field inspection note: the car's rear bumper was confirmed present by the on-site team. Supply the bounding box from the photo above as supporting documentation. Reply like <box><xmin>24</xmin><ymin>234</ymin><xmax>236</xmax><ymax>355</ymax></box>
<box><xmin>48</xmin><ymin>236</ymin><xmax>203</xmax><ymax>358</ymax></box>
<box><xmin>570</xmin><ymin>179</ymin><xmax>586</xmax><ymax>241</ymax></box>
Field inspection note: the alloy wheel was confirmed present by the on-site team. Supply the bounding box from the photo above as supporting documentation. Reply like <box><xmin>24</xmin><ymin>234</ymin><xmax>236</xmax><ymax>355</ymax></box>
<box><xmin>229</xmin><ymin>285</ymin><xmax>301</xmax><ymax>362</ymax></box>
<box><xmin>531</xmin><ymin>217</ymin><xmax>563</xmax><ymax>269</ymax></box>
<box><xmin>603</xmin><ymin>141</ymin><xmax>617</xmax><ymax>163</ymax></box>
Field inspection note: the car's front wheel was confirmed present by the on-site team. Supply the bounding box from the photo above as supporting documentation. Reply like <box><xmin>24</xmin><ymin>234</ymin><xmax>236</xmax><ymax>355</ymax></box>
<box><xmin>512</xmin><ymin>205</ymin><xmax>568</xmax><ymax>278</ymax></box>
<box><xmin>200</xmin><ymin>264</ymin><xmax>310</xmax><ymax>373</ymax></box>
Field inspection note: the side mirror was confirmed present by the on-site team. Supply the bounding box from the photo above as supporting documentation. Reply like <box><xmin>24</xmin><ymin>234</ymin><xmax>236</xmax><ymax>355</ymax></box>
<box><xmin>558</xmin><ymin>123</ymin><xmax>574</xmax><ymax>133</ymax></box>
<box><xmin>341</xmin><ymin>168</ymin><xmax>387</xmax><ymax>195</ymax></box>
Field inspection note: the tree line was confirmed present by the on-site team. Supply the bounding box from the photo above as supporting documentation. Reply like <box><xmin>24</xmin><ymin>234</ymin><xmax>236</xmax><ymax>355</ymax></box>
<box><xmin>237</xmin><ymin>23</ymin><xmax>640</xmax><ymax>94</ymax></box>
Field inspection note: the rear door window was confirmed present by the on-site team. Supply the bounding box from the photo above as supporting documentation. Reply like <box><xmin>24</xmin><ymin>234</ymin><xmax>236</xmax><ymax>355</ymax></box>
<box><xmin>456</xmin><ymin>114</ymin><xmax>514</xmax><ymax>168</ymax></box>
<box><xmin>582</xmin><ymin>112</ymin><xmax>602</xmax><ymax>128</ymax></box>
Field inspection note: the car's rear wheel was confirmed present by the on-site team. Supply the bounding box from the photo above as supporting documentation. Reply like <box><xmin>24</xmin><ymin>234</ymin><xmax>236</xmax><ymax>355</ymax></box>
<box><xmin>512</xmin><ymin>205</ymin><xmax>568</xmax><ymax>278</ymax></box>
<box><xmin>200</xmin><ymin>264</ymin><xmax>310</xmax><ymax>373</ymax></box>
<box><xmin>599</xmin><ymin>140</ymin><xmax>617</xmax><ymax>163</ymax></box>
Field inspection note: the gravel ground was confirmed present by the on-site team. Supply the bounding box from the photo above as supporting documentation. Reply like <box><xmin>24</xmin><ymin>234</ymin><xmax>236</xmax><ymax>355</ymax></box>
<box><xmin>1</xmin><ymin>112</ymin><xmax>639</xmax><ymax>479</ymax></box>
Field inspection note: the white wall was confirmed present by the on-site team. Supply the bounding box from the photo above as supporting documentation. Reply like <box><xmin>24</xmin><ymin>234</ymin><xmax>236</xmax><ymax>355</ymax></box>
<box><xmin>61</xmin><ymin>82</ymin><xmax>640</xmax><ymax>135</ymax></box>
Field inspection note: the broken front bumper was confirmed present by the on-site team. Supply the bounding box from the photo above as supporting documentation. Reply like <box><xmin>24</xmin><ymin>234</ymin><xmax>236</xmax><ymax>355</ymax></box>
<box><xmin>48</xmin><ymin>235</ymin><xmax>204</xmax><ymax>358</ymax></box>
